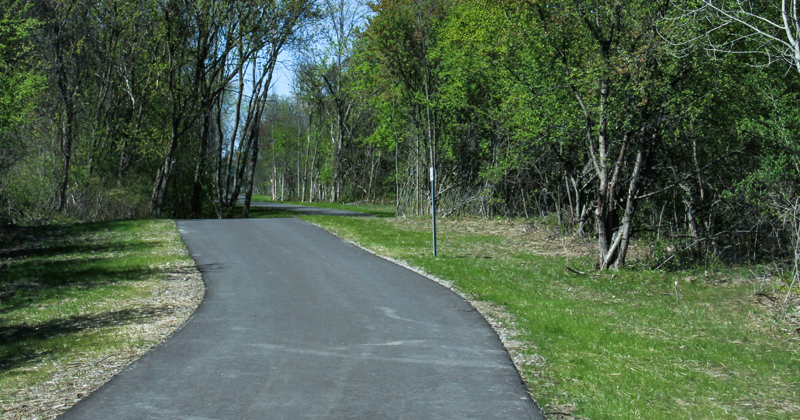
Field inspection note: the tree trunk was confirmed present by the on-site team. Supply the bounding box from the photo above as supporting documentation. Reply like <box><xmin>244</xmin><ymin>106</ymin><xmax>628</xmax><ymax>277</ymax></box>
<box><xmin>191</xmin><ymin>111</ymin><xmax>212</xmax><ymax>218</ymax></box>
<box><xmin>152</xmin><ymin>121</ymin><xmax>180</xmax><ymax>217</ymax></box>
<box><xmin>215</xmin><ymin>98</ymin><xmax>226</xmax><ymax>212</ymax></box>
<box><xmin>56</xmin><ymin>52</ymin><xmax>75</xmax><ymax>213</ymax></box>
<box><xmin>242</xmin><ymin>123</ymin><xmax>260</xmax><ymax>218</ymax></box>
<box><xmin>57</xmin><ymin>105</ymin><xmax>74</xmax><ymax>213</ymax></box>
<box><xmin>613</xmin><ymin>141</ymin><xmax>646</xmax><ymax>269</ymax></box>
<box><xmin>272</xmin><ymin>153</ymin><xmax>278</xmax><ymax>200</ymax></box>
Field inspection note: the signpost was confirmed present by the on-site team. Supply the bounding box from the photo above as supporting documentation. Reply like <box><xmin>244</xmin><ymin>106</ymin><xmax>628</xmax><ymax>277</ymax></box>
<box><xmin>431</xmin><ymin>166</ymin><xmax>437</xmax><ymax>256</ymax></box>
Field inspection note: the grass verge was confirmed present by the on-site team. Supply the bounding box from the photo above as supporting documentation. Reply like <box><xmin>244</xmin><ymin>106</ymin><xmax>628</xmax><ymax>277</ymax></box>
<box><xmin>296</xmin><ymin>213</ymin><xmax>800</xmax><ymax>420</ymax></box>
<box><xmin>0</xmin><ymin>219</ymin><xmax>203</xmax><ymax>419</ymax></box>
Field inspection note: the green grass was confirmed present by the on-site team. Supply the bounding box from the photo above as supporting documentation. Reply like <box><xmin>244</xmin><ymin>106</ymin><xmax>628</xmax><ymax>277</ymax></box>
<box><xmin>299</xmin><ymin>214</ymin><xmax>800</xmax><ymax>420</ymax></box>
<box><xmin>0</xmin><ymin>219</ymin><xmax>197</xmax><ymax>410</ymax></box>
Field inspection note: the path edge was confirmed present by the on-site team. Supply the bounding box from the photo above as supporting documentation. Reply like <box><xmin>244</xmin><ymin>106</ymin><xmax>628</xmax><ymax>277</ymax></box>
<box><xmin>303</xmin><ymin>220</ymin><xmax>547</xmax><ymax>419</ymax></box>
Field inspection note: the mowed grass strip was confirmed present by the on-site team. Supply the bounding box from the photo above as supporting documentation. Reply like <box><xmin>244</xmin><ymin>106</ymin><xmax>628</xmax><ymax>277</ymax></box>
<box><xmin>302</xmin><ymin>214</ymin><xmax>800</xmax><ymax>420</ymax></box>
<box><xmin>0</xmin><ymin>219</ymin><xmax>203</xmax><ymax>419</ymax></box>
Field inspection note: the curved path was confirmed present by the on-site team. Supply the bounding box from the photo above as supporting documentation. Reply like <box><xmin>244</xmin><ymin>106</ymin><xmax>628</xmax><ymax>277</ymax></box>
<box><xmin>59</xmin><ymin>218</ymin><xmax>544</xmax><ymax>419</ymax></box>
<box><xmin>246</xmin><ymin>200</ymin><xmax>374</xmax><ymax>217</ymax></box>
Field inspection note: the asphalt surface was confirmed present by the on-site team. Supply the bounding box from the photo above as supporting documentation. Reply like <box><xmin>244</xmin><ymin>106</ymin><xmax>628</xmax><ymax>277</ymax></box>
<box><xmin>59</xmin><ymin>218</ymin><xmax>544</xmax><ymax>419</ymax></box>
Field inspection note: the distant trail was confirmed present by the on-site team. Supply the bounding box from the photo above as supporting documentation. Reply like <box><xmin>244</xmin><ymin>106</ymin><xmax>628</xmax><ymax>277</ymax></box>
<box><xmin>246</xmin><ymin>200</ymin><xmax>373</xmax><ymax>216</ymax></box>
<box><xmin>59</xmin><ymin>218</ymin><xmax>544</xmax><ymax>419</ymax></box>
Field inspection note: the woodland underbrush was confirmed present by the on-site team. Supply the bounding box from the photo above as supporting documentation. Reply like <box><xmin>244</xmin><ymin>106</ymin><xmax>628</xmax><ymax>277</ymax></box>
<box><xmin>0</xmin><ymin>175</ymin><xmax>151</xmax><ymax>227</ymax></box>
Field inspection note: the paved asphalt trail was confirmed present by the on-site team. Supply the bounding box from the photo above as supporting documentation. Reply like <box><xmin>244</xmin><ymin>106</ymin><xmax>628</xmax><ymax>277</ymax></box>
<box><xmin>59</xmin><ymin>218</ymin><xmax>544</xmax><ymax>419</ymax></box>
<box><xmin>246</xmin><ymin>201</ymin><xmax>374</xmax><ymax>217</ymax></box>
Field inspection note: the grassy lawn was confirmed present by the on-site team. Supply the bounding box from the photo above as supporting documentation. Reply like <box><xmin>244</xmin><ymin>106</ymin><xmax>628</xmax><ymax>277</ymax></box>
<box><xmin>294</xmin><ymin>212</ymin><xmax>800</xmax><ymax>419</ymax></box>
<box><xmin>0</xmin><ymin>219</ymin><xmax>202</xmax><ymax>419</ymax></box>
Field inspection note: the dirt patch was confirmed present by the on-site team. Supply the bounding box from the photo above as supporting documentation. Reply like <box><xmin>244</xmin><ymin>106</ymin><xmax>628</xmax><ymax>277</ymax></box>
<box><xmin>753</xmin><ymin>290</ymin><xmax>800</xmax><ymax>339</ymax></box>
<box><xmin>393</xmin><ymin>216</ymin><xmax>597</xmax><ymax>259</ymax></box>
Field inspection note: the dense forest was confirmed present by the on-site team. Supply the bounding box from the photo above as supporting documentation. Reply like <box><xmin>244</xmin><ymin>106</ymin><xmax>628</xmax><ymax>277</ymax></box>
<box><xmin>2</xmin><ymin>0</ymin><xmax>800</xmax><ymax>276</ymax></box>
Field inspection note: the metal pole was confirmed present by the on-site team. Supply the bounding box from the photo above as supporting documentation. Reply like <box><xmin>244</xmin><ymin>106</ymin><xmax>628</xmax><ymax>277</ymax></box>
<box><xmin>431</xmin><ymin>166</ymin><xmax>437</xmax><ymax>256</ymax></box>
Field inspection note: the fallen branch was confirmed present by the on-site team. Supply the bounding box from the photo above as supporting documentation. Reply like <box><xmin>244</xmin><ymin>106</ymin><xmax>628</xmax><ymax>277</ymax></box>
<box><xmin>566</xmin><ymin>266</ymin><xmax>590</xmax><ymax>275</ymax></box>
<box><xmin>754</xmin><ymin>291</ymin><xmax>778</xmax><ymax>303</ymax></box>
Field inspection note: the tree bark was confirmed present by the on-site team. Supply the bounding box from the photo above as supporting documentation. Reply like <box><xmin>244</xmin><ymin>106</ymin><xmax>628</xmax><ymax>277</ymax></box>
<box><xmin>191</xmin><ymin>111</ymin><xmax>212</xmax><ymax>218</ymax></box>
<box><xmin>613</xmin><ymin>140</ymin><xmax>646</xmax><ymax>269</ymax></box>
<box><xmin>152</xmin><ymin>120</ymin><xmax>180</xmax><ymax>217</ymax></box>
<box><xmin>242</xmin><ymin>121</ymin><xmax>260</xmax><ymax>218</ymax></box>
<box><xmin>55</xmin><ymin>29</ymin><xmax>75</xmax><ymax>213</ymax></box>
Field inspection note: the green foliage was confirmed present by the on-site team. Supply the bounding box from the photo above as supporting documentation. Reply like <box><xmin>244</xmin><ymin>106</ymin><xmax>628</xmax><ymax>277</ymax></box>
<box><xmin>734</xmin><ymin>79</ymin><xmax>800</xmax><ymax>216</ymax></box>
<box><xmin>0</xmin><ymin>0</ymin><xmax>322</xmax><ymax>221</ymax></box>
<box><xmin>1</xmin><ymin>152</ymin><xmax>57</xmax><ymax>224</ymax></box>
<box><xmin>0</xmin><ymin>0</ymin><xmax>43</xmax><ymax>179</ymax></box>
<box><xmin>0</xmin><ymin>0</ymin><xmax>797</xmax><ymax>270</ymax></box>
<box><xmin>0</xmin><ymin>1</ymin><xmax>40</xmax><ymax>129</ymax></box>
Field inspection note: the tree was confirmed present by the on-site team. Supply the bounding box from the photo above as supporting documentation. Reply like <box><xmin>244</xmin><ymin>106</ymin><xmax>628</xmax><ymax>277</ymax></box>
<box><xmin>362</xmin><ymin>0</ymin><xmax>449</xmax><ymax>214</ymax></box>
<box><xmin>294</xmin><ymin>0</ymin><xmax>368</xmax><ymax>201</ymax></box>
<box><xmin>475</xmin><ymin>1</ymin><xmax>680</xmax><ymax>268</ymax></box>
<box><xmin>431</xmin><ymin>0</ymin><xmax>749</xmax><ymax>268</ymax></box>
<box><xmin>0</xmin><ymin>0</ymin><xmax>43</xmax><ymax>223</ymax></box>
<box><xmin>688</xmin><ymin>0</ymin><xmax>800</xmax><ymax>293</ymax></box>
<box><xmin>691</xmin><ymin>1</ymin><xmax>800</xmax><ymax>74</ymax></box>
<box><xmin>148</xmin><ymin>0</ymin><xmax>319</xmax><ymax>218</ymax></box>
<box><xmin>0</xmin><ymin>0</ymin><xmax>41</xmax><ymax>177</ymax></box>
<box><xmin>38</xmin><ymin>0</ymin><xmax>92</xmax><ymax>213</ymax></box>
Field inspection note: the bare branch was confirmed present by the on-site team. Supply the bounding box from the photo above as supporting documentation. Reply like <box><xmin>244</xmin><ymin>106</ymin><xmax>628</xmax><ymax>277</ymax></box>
<box><xmin>687</xmin><ymin>0</ymin><xmax>800</xmax><ymax>75</ymax></box>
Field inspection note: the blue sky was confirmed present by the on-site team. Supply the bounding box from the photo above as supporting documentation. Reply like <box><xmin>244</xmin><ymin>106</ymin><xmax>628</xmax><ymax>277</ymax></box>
<box><xmin>270</xmin><ymin>52</ymin><xmax>294</xmax><ymax>97</ymax></box>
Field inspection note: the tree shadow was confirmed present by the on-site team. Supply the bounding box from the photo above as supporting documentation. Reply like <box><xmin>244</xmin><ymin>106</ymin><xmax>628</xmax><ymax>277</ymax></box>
<box><xmin>0</xmin><ymin>220</ymin><xmax>186</xmax><ymax>382</ymax></box>
<box><xmin>0</xmin><ymin>221</ymin><xmax>166</xmax><ymax>314</ymax></box>
<box><xmin>0</xmin><ymin>242</ymin><xmax>148</xmax><ymax>260</ymax></box>
<box><xmin>0</xmin><ymin>306</ymin><xmax>177</xmax><ymax>373</ymax></box>
<box><xmin>2</xmin><ymin>220</ymin><xmax>132</xmax><ymax>246</ymax></box>
<box><xmin>0</xmin><ymin>264</ymin><xmax>161</xmax><ymax>315</ymax></box>
<box><xmin>236</xmin><ymin>201</ymin><xmax>393</xmax><ymax>218</ymax></box>
<box><xmin>196</xmin><ymin>262</ymin><xmax>226</xmax><ymax>274</ymax></box>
